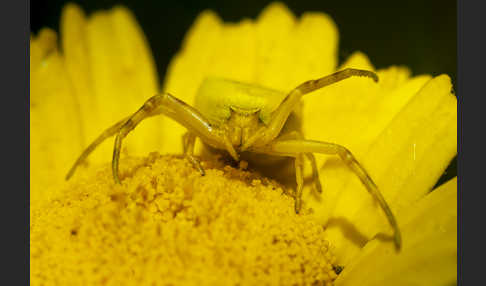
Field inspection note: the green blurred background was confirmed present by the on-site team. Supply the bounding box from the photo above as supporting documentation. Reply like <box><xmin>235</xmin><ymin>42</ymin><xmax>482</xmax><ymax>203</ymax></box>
<box><xmin>30</xmin><ymin>0</ymin><xmax>457</xmax><ymax>187</ymax></box>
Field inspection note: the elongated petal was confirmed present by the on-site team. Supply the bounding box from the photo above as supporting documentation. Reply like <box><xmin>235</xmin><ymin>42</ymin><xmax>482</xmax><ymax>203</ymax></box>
<box><xmin>30</xmin><ymin>29</ymin><xmax>83</xmax><ymax>203</ymax></box>
<box><xmin>60</xmin><ymin>4</ymin><xmax>92</xmax><ymax>143</ymax></box>
<box><xmin>254</xmin><ymin>2</ymin><xmax>338</xmax><ymax>90</ymax></box>
<box><xmin>61</xmin><ymin>4</ymin><xmax>160</xmax><ymax>164</ymax></box>
<box><xmin>335</xmin><ymin>177</ymin><xmax>457</xmax><ymax>286</ymax></box>
<box><xmin>320</xmin><ymin>74</ymin><xmax>457</xmax><ymax>264</ymax></box>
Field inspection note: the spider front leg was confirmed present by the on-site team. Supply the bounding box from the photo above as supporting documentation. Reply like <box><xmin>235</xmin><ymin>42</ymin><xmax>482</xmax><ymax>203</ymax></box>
<box><xmin>112</xmin><ymin>93</ymin><xmax>224</xmax><ymax>184</ymax></box>
<box><xmin>67</xmin><ymin>93</ymin><xmax>224</xmax><ymax>183</ymax></box>
<box><xmin>254</xmin><ymin>139</ymin><xmax>402</xmax><ymax>250</ymax></box>
<box><xmin>240</xmin><ymin>68</ymin><xmax>378</xmax><ymax>151</ymax></box>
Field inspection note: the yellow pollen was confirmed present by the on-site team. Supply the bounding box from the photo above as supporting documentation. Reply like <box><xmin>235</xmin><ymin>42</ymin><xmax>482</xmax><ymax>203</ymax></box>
<box><xmin>30</xmin><ymin>154</ymin><xmax>339</xmax><ymax>285</ymax></box>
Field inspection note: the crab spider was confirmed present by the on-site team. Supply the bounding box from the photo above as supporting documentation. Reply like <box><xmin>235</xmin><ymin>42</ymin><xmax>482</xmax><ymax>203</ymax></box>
<box><xmin>66</xmin><ymin>68</ymin><xmax>401</xmax><ymax>250</ymax></box>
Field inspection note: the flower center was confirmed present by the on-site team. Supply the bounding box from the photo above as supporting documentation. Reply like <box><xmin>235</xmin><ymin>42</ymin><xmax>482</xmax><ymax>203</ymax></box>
<box><xmin>31</xmin><ymin>154</ymin><xmax>340</xmax><ymax>285</ymax></box>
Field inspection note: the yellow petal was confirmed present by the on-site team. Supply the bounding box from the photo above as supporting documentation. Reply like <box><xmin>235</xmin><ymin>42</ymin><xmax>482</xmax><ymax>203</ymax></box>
<box><xmin>60</xmin><ymin>3</ymin><xmax>92</xmax><ymax>142</ymax></box>
<box><xmin>164</xmin><ymin>10</ymin><xmax>223</xmax><ymax>104</ymax></box>
<box><xmin>253</xmin><ymin>2</ymin><xmax>298</xmax><ymax>89</ymax></box>
<box><xmin>162</xmin><ymin>2</ymin><xmax>338</xmax><ymax>154</ymax></box>
<box><xmin>61</xmin><ymin>4</ymin><xmax>160</xmax><ymax>164</ymax></box>
<box><xmin>253</xmin><ymin>2</ymin><xmax>338</xmax><ymax>89</ymax></box>
<box><xmin>30</xmin><ymin>28</ymin><xmax>57</xmax><ymax>71</ymax></box>
<box><xmin>335</xmin><ymin>177</ymin><xmax>457</xmax><ymax>286</ymax></box>
<box><xmin>339</xmin><ymin>51</ymin><xmax>375</xmax><ymax>70</ymax></box>
<box><xmin>320</xmin><ymin>74</ymin><xmax>457</xmax><ymax>264</ymax></box>
<box><xmin>30</xmin><ymin>28</ymin><xmax>83</xmax><ymax>204</ymax></box>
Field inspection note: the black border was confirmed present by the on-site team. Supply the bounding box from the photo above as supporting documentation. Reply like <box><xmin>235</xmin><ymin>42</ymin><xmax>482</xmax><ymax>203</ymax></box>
<box><xmin>458</xmin><ymin>1</ymin><xmax>483</xmax><ymax>286</ymax></box>
<box><xmin>4</xmin><ymin>0</ymin><xmax>29</xmax><ymax>285</ymax></box>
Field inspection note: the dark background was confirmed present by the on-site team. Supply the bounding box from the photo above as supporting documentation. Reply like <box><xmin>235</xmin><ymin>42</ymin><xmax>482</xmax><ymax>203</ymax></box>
<box><xmin>31</xmin><ymin>0</ymin><xmax>456</xmax><ymax>85</ymax></box>
<box><xmin>30</xmin><ymin>0</ymin><xmax>457</xmax><ymax>187</ymax></box>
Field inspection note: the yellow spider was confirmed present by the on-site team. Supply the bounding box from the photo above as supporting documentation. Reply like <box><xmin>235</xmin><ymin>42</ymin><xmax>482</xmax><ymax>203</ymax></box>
<box><xmin>66</xmin><ymin>68</ymin><xmax>401</xmax><ymax>250</ymax></box>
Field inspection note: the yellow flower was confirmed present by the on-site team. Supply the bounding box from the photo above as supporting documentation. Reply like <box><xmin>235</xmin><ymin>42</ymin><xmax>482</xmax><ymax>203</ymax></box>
<box><xmin>30</xmin><ymin>2</ymin><xmax>457</xmax><ymax>285</ymax></box>
<box><xmin>31</xmin><ymin>4</ymin><xmax>160</xmax><ymax>204</ymax></box>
